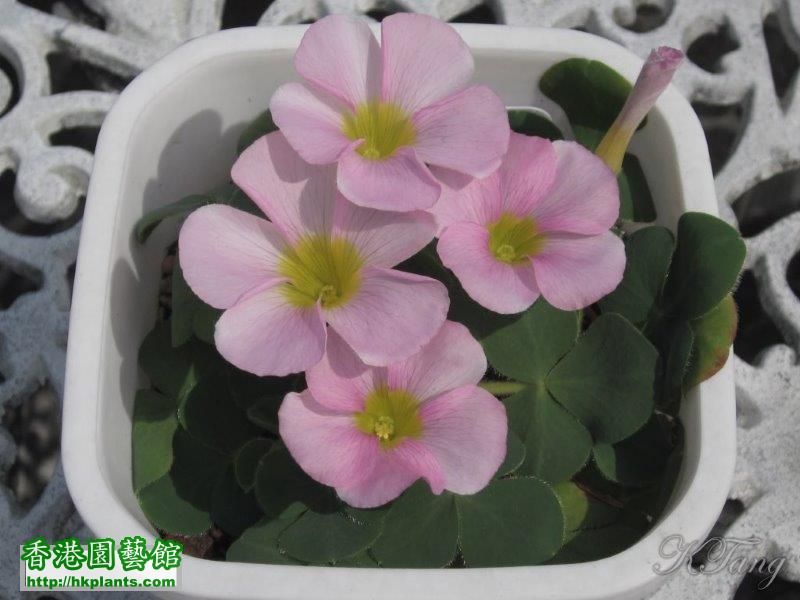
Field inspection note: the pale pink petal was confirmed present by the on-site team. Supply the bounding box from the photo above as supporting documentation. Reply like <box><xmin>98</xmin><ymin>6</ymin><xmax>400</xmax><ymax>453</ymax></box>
<box><xmin>497</xmin><ymin>132</ymin><xmax>558</xmax><ymax>217</ymax></box>
<box><xmin>413</xmin><ymin>85</ymin><xmax>509</xmax><ymax>177</ymax></box>
<box><xmin>332</xmin><ymin>200</ymin><xmax>436</xmax><ymax>268</ymax></box>
<box><xmin>178</xmin><ymin>204</ymin><xmax>285</xmax><ymax>309</ymax></box>
<box><xmin>428</xmin><ymin>165</ymin><xmax>474</xmax><ymax>190</ymax></box>
<box><xmin>215</xmin><ymin>281</ymin><xmax>326</xmax><ymax>376</ymax></box>
<box><xmin>337</xmin><ymin>145</ymin><xmax>441</xmax><ymax>211</ymax></box>
<box><xmin>270</xmin><ymin>82</ymin><xmax>351</xmax><ymax>164</ymax></box>
<box><xmin>388</xmin><ymin>321</ymin><xmax>486</xmax><ymax>402</ymax></box>
<box><xmin>306</xmin><ymin>329</ymin><xmax>386</xmax><ymax>414</ymax></box>
<box><xmin>336</xmin><ymin>452</ymin><xmax>418</xmax><ymax>508</ymax></box>
<box><xmin>428</xmin><ymin>171</ymin><xmax>503</xmax><ymax>234</ymax></box>
<box><xmin>437</xmin><ymin>222</ymin><xmax>540</xmax><ymax>314</ymax></box>
<box><xmin>390</xmin><ymin>439</ymin><xmax>446</xmax><ymax>494</ymax></box>
<box><xmin>532</xmin><ymin>231</ymin><xmax>626</xmax><ymax>310</ymax></box>
<box><xmin>279</xmin><ymin>391</ymin><xmax>378</xmax><ymax>489</ymax></box>
<box><xmin>231</xmin><ymin>132</ymin><xmax>336</xmax><ymax>243</ymax></box>
<box><xmin>294</xmin><ymin>15</ymin><xmax>381</xmax><ymax>107</ymax></box>
<box><xmin>531</xmin><ymin>141</ymin><xmax>620</xmax><ymax>235</ymax></box>
<box><xmin>418</xmin><ymin>385</ymin><xmax>507</xmax><ymax>495</ymax></box>
<box><xmin>325</xmin><ymin>267</ymin><xmax>448</xmax><ymax>366</ymax></box>
<box><xmin>381</xmin><ymin>13</ymin><xmax>473</xmax><ymax>113</ymax></box>
<box><xmin>616</xmin><ymin>47</ymin><xmax>684</xmax><ymax>133</ymax></box>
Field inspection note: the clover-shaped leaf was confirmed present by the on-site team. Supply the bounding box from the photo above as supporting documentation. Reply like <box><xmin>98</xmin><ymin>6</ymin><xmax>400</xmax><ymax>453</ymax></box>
<box><xmin>183</xmin><ymin>373</ymin><xmax>260</xmax><ymax>455</ymax></box>
<box><xmin>372</xmin><ymin>482</ymin><xmax>459</xmax><ymax>568</ymax></box>
<box><xmin>599</xmin><ymin>226</ymin><xmax>674</xmax><ymax>323</ymax></box>
<box><xmin>683</xmin><ymin>294</ymin><xmax>738</xmax><ymax>389</ymax></box>
<box><xmin>210</xmin><ymin>466</ymin><xmax>263</xmax><ymax>538</ymax></box>
<box><xmin>279</xmin><ymin>506</ymin><xmax>385</xmax><ymax>564</ymax></box>
<box><xmin>132</xmin><ymin>389</ymin><xmax>178</xmax><ymax>493</ymax></box>
<box><xmin>505</xmin><ymin>386</ymin><xmax>592</xmax><ymax>482</ymax></box>
<box><xmin>661</xmin><ymin>212</ymin><xmax>745</xmax><ymax>320</ymax></box>
<box><xmin>547</xmin><ymin>314</ymin><xmax>658</xmax><ymax>444</ymax></box>
<box><xmin>234</xmin><ymin>438</ymin><xmax>273</xmax><ymax>492</ymax></box>
<box><xmin>171</xmin><ymin>257</ymin><xmax>222</xmax><ymax>346</ymax></box>
<box><xmin>371</xmin><ymin>478</ymin><xmax>563</xmax><ymax>568</ymax></box>
<box><xmin>593</xmin><ymin>415</ymin><xmax>673</xmax><ymax>486</ymax></box>
<box><xmin>226</xmin><ymin>503</ymin><xmax>306</xmax><ymax>565</ymax></box>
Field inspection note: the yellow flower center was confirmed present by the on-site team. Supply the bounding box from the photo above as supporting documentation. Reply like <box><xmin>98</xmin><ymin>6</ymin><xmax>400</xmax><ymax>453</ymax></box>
<box><xmin>342</xmin><ymin>101</ymin><xmax>416</xmax><ymax>160</ymax></box>
<box><xmin>354</xmin><ymin>387</ymin><xmax>423</xmax><ymax>449</ymax></box>
<box><xmin>278</xmin><ymin>235</ymin><xmax>363</xmax><ymax>309</ymax></box>
<box><xmin>487</xmin><ymin>213</ymin><xmax>546</xmax><ymax>265</ymax></box>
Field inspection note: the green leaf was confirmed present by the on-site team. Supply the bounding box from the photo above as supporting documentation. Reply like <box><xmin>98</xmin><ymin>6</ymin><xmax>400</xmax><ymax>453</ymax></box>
<box><xmin>137</xmin><ymin>475</ymin><xmax>212</xmax><ymax>536</ymax></box>
<box><xmin>170</xmin><ymin>428</ymin><xmax>229</xmax><ymax>511</ymax></box>
<box><xmin>549</xmin><ymin>510</ymin><xmax>649</xmax><ymax>564</ymax></box>
<box><xmin>660</xmin><ymin>212</ymin><xmax>746</xmax><ymax>320</ymax></box>
<box><xmin>684</xmin><ymin>294</ymin><xmax>737</xmax><ymax>389</ymax></box>
<box><xmin>235</xmin><ymin>438</ymin><xmax>273</xmax><ymax>492</ymax></box>
<box><xmin>170</xmin><ymin>256</ymin><xmax>222</xmax><ymax>347</ymax></box>
<box><xmin>228</xmin><ymin>370</ymin><xmax>299</xmax><ymax>411</ymax></box>
<box><xmin>138</xmin><ymin>321</ymin><xmax>224</xmax><ymax>404</ymax></box>
<box><xmin>210</xmin><ymin>466</ymin><xmax>263</xmax><ymax>537</ymax></box>
<box><xmin>618</xmin><ymin>154</ymin><xmax>656</xmax><ymax>222</ymax></box>
<box><xmin>507</xmin><ymin>109</ymin><xmax>563</xmax><ymax>140</ymax></box>
<box><xmin>628</xmin><ymin>422</ymin><xmax>684</xmax><ymax>521</ymax></box>
<box><xmin>134</xmin><ymin>182</ymin><xmax>259</xmax><ymax>244</ymax></box>
<box><xmin>504</xmin><ymin>385</ymin><xmax>591</xmax><ymax>482</ymax></box>
<box><xmin>182</xmin><ymin>374</ymin><xmax>260</xmax><ymax>455</ymax></box>
<box><xmin>599</xmin><ymin>226</ymin><xmax>674</xmax><ymax>324</ymax></box>
<box><xmin>170</xmin><ymin>257</ymin><xmax>196</xmax><ymax>347</ymax></box>
<box><xmin>482</xmin><ymin>300</ymin><xmax>581</xmax><ymax>383</ymax></box>
<box><xmin>546</xmin><ymin>314</ymin><xmax>658</xmax><ymax>444</ymax></box>
<box><xmin>457</xmin><ymin>477</ymin><xmax>564</xmax><ymax>567</ymax></box>
<box><xmin>647</xmin><ymin>318</ymin><xmax>694</xmax><ymax>411</ymax></box>
<box><xmin>497</xmin><ymin>429</ymin><xmax>526</xmax><ymax>477</ymax></box>
<box><xmin>226</xmin><ymin>504</ymin><xmax>306</xmax><ymax>565</ymax></box>
<box><xmin>246</xmin><ymin>397</ymin><xmax>281</xmax><ymax>433</ymax></box>
<box><xmin>371</xmin><ymin>482</ymin><xmax>459</xmax><ymax>568</ymax></box>
<box><xmin>132</xmin><ymin>389</ymin><xmax>178</xmax><ymax>492</ymax></box>
<box><xmin>237</xmin><ymin>110</ymin><xmax>278</xmax><ymax>154</ymax></box>
<box><xmin>593</xmin><ymin>416</ymin><xmax>673</xmax><ymax>486</ymax></box>
<box><xmin>254</xmin><ymin>447</ymin><xmax>333</xmax><ymax>517</ymax></box>
<box><xmin>539</xmin><ymin>58</ymin><xmax>638</xmax><ymax>150</ymax></box>
<box><xmin>552</xmin><ymin>482</ymin><xmax>589</xmax><ymax>542</ymax></box>
<box><xmin>192</xmin><ymin>303</ymin><xmax>221</xmax><ymax>344</ymax></box>
<box><xmin>332</xmin><ymin>551</ymin><xmax>380</xmax><ymax>567</ymax></box>
<box><xmin>279</xmin><ymin>506</ymin><xmax>385</xmax><ymax>564</ymax></box>
<box><xmin>134</xmin><ymin>195</ymin><xmax>210</xmax><ymax>243</ymax></box>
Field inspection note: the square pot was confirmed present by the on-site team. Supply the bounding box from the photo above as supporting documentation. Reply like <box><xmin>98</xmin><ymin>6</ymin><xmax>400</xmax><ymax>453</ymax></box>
<box><xmin>62</xmin><ymin>24</ymin><xmax>735</xmax><ymax>600</ymax></box>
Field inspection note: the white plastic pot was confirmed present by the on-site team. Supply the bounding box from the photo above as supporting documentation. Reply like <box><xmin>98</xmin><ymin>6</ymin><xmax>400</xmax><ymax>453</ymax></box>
<box><xmin>63</xmin><ymin>25</ymin><xmax>735</xmax><ymax>600</ymax></box>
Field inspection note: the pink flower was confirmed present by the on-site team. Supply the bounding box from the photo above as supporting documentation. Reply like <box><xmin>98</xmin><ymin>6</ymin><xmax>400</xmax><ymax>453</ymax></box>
<box><xmin>433</xmin><ymin>132</ymin><xmax>625</xmax><ymax>313</ymax></box>
<box><xmin>278</xmin><ymin>321</ymin><xmax>507</xmax><ymax>508</ymax></box>
<box><xmin>270</xmin><ymin>14</ymin><xmax>510</xmax><ymax>213</ymax></box>
<box><xmin>178</xmin><ymin>132</ymin><xmax>448</xmax><ymax>376</ymax></box>
<box><xmin>595</xmin><ymin>46</ymin><xmax>684</xmax><ymax>173</ymax></box>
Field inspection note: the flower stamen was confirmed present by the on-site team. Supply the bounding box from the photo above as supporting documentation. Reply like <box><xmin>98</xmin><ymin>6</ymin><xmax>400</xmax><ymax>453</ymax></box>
<box><xmin>487</xmin><ymin>213</ymin><xmax>545</xmax><ymax>265</ymax></box>
<box><xmin>342</xmin><ymin>101</ymin><xmax>416</xmax><ymax>161</ymax></box>
<box><xmin>354</xmin><ymin>386</ymin><xmax>422</xmax><ymax>449</ymax></box>
<box><xmin>279</xmin><ymin>235</ymin><xmax>363</xmax><ymax>309</ymax></box>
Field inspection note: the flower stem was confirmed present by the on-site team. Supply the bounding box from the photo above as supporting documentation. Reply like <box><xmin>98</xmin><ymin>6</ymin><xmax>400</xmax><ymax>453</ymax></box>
<box><xmin>479</xmin><ymin>380</ymin><xmax>526</xmax><ymax>396</ymax></box>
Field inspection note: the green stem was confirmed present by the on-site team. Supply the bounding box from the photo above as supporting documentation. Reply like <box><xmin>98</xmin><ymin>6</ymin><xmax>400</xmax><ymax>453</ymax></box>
<box><xmin>479</xmin><ymin>380</ymin><xmax>526</xmax><ymax>396</ymax></box>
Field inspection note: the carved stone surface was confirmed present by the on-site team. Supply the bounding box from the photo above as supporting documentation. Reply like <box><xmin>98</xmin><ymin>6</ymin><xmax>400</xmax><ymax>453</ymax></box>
<box><xmin>0</xmin><ymin>1</ymin><xmax>798</xmax><ymax>598</ymax></box>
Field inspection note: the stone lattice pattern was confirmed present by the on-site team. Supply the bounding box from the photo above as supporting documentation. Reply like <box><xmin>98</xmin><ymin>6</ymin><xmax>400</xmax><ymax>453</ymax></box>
<box><xmin>0</xmin><ymin>0</ymin><xmax>799</xmax><ymax>598</ymax></box>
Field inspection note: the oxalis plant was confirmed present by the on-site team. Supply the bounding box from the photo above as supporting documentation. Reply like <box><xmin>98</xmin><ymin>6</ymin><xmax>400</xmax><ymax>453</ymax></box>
<box><xmin>131</xmin><ymin>15</ymin><xmax>745</xmax><ymax>568</ymax></box>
